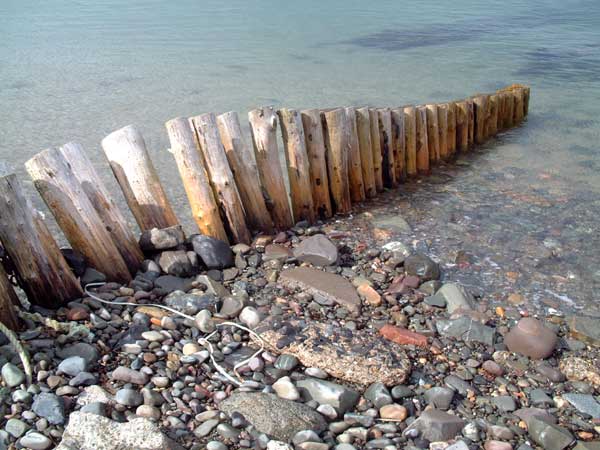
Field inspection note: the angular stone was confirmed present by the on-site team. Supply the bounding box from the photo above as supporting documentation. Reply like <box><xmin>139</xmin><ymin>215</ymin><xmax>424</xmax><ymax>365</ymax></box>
<box><xmin>279</xmin><ymin>267</ymin><xmax>361</xmax><ymax>313</ymax></box>
<box><xmin>436</xmin><ymin>317</ymin><xmax>496</xmax><ymax>346</ymax></box>
<box><xmin>296</xmin><ymin>378</ymin><xmax>359</xmax><ymax>413</ymax></box>
<box><xmin>191</xmin><ymin>234</ymin><xmax>234</xmax><ymax>269</ymax></box>
<box><xmin>164</xmin><ymin>291</ymin><xmax>219</xmax><ymax>315</ymax></box>
<box><xmin>1</xmin><ymin>362</ymin><xmax>25</xmax><ymax>387</ymax></box>
<box><xmin>568</xmin><ymin>316</ymin><xmax>600</xmax><ymax>347</ymax></box>
<box><xmin>437</xmin><ymin>282</ymin><xmax>474</xmax><ymax>313</ymax></box>
<box><xmin>424</xmin><ymin>387</ymin><xmax>455</xmax><ymax>410</ymax></box>
<box><xmin>156</xmin><ymin>250</ymin><xmax>193</xmax><ymax>277</ymax></box>
<box><xmin>58</xmin><ymin>356</ymin><xmax>88</xmax><ymax>377</ymax></box>
<box><xmin>492</xmin><ymin>395</ymin><xmax>517</xmax><ymax>412</ymax></box>
<box><xmin>293</xmin><ymin>234</ymin><xmax>338</xmax><ymax>266</ymax></box>
<box><xmin>562</xmin><ymin>393</ymin><xmax>600</xmax><ymax>419</ymax></box>
<box><xmin>115</xmin><ymin>388</ymin><xmax>143</xmax><ymax>407</ymax></box>
<box><xmin>527</xmin><ymin>416</ymin><xmax>574</xmax><ymax>450</ymax></box>
<box><xmin>110</xmin><ymin>366</ymin><xmax>149</xmax><ymax>385</ymax></box>
<box><xmin>195</xmin><ymin>275</ymin><xmax>230</xmax><ymax>297</ymax></box>
<box><xmin>219</xmin><ymin>392</ymin><xmax>326</xmax><ymax>442</ymax></box>
<box><xmin>505</xmin><ymin>318</ymin><xmax>557</xmax><ymax>360</ymax></box>
<box><xmin>364</xmin><ymin>382</ymin><xmax>392</xmax><ymax>409</ymax></box>
<box><xmin>264</xmin><ymin>244</ymin><xmax>293</xmax><ymax>261</ymax></box>
<box><xmin>406</xmin><ymin>409</ymin><xmax>465</xmax><ymax>442</ymax></box>
<box><xmin>379</xmin><ymin>404</ymin><xmax>408</xmax><ymax>421</ymax></box>
<box><xmin>404</xmin><ymin>253</ymin><xmax>440</xmax><ymax>281</ymax></box>
<box><xmin>154</xmin><ymin>275</ymin><xmax>194</xmax><ymax>293</ymax></box>
<box><xmin>32</xmin><ymin>393</ymin><xmax>65</xmax><ymax>425</ymax></box>
<box><xmin>257</xmin><ymin>321</ymin><xmax>410</xmax><ymax>386</ymax></box>
<box><xmin>513</xmin><ymin>407</ymin><xmax>556</xmax><ymax>427</ymax></box>
<box><xmin>55</xmin><ymin>412</ymin><xmax>183</xmax><ymax>450</ymax></box>
<box><xmin>139</xmin><ymin>225</ymin><xmax>185</xmax><ymax>252</ymax></box>
<box><xmin>379</xmin><ymin>324</ymin><xmax>428</xmax><ymax>347</ymax></box>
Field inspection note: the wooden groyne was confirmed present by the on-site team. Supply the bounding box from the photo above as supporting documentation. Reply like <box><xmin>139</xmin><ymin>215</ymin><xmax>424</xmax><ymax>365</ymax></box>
<box><xmin>0</xmin><ymin>84</ymin><xmax>530</xmax><ymax>327</ymax></box>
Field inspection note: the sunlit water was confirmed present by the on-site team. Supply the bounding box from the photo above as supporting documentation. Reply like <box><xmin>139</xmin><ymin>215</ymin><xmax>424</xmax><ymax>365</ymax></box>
<box><xmin>1</xmin><ymin>0</ymin><xmax>599</xmax><ymax>311</ymax></box>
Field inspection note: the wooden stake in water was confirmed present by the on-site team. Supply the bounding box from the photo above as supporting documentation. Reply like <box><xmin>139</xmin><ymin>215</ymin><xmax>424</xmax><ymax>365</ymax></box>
<box><xmin>415</xmin><ymin>106</ymin><xmax>430</xmax><ymax>174</ymax></box>
<box><xmin>455</xmin><ymin>100</ymin><xmax>469</xmax><ymax>152</ymax></box>
<box><xmin>345</xmin><ymin>107</ymin><xmax>366</xmax><ymax>202</ymax></box>
<box><xmin>301</xmin><ymin>109</ymin><xmax>333</xmax><ymax>219</ymax></box>
<box><xmin>59</xmin><ymin>142</ymin><xmax>143</xmax><ymax>274</ymax></box>
<box><xmin>166</xmin><ymin>117</ymin><xmax>229</xmax><ymax>242</ymax></box>
<box><xmin>368</xmin><ymin>108</ymin><xmax>384</xmax><ymax>191</ymax></box>
<box><xmin>447</xmin><ymin>102</ymin><xmax>457</xmax><ymax>156</ymax></box>
<box><xmin>0</xmin><ymin>170</ymin><xmax>82</xmax><ymax>308</ymax></box>
<box><xmin>425</xmin><ymin>104</ymin><xmax>440</xmax><ymax>163</ymax></box>
<box><xmin>437</xmin><ymin>103</ymin><xmax>449</xmax><ymax>160</ymax></box>
<box><xmin>378</xmin><ymin>108</ymin><xmax>396</xmax><ymax>188</ymax></box>
<box><xmin>355</xmin><ymin>107</ymin><xmax>377</xmax><ymax>198</ymax></box>
<box><xmin>403</xmin><ymin>105</ymin><xmax>417</xmax><ymax>176</ymax></box>
<box><xmin>466</xmin><ymin>99</ymin><xmax>475</xmax><ymax>146</ymax></box>
<box><xmin>473</xmin><ymin>95</ymin><xmax>488</xmax><ymax>145</ymax></box>
<box><xmin>102</xmin><ymin>125</ymin><xmax>178</xmax><ymax>231</ymax></box>
<box><xmin>191</xmin><ymin>113</ymin><xmax>251</xmax><ymax>244</ymax></box>
<box><xmin>278</xmin><ymin>108</ymin><xmax>316</xmax><ymax>224</ymax></box>
<box><xmin>488</xmin><ymin>94</ymin><xmax>499</xmax><ymax>137</ymax></box>
<box><xmin>322</xmin><ymin>108</ymin><xmax>352</xmax><ymax>214</ymax></box>
<box><xmin>391</xmin><ymin>108</ymin><xmax>406</xmax><ymax>182</ymax></box>
<box><xmin>26</xmin><ymin>148</ymin><xmax>132</xmax><ymax>283</ymax></box>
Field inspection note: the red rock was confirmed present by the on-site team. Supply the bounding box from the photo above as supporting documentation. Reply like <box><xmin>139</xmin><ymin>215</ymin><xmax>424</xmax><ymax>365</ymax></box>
<box><xmin>504</xmin><ymin>317</ymin><xmax>557</xmax><ymax>360</ymax></box>
<box><xmin>379</xmin><ymin>324</ymin><xmax>428</xmax><ymax>347</ymax></box>
<box><xmin>357</xmin><ymin>284</ymin><xmax>382</xmax><ymax>306</ymax></box>
<box><xmin>66</xmin><ymin>306</ymin><xmax>89</xmax><ymax>321</ymax></box>
<box><xmin>403</xmin><ymin>275</ymin><xmax>420</xmax><ymax>288</ymax></box>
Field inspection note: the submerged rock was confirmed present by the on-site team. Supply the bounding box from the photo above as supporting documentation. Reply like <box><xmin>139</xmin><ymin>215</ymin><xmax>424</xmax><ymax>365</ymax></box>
<box><xmin>437</xmin><ymin>282</ymin><xmax>475</xmax><ymax>313</ymax></box>
<box><xmin>404</xmin><ymin>253</ymin><xmax>440</xmax><ymax>281</ymax></box>
<box><xmin>436</xmin><ymin>317</ymin><xmax>496</xmax><ymax>346</ymax></box>
<box><xmin>568</xmin><ymin>316</ymin><xmax>600</xmax><ymax>347</ymax></box>
<box><xmin>219</xmin><ymin>392</ymin><xmax>326</xmax><ymax>442</ymax></box>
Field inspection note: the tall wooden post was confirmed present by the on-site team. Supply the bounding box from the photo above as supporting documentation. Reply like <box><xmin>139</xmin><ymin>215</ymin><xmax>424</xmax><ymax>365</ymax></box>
<box><xmin>59</xmin><ymin>142</ymin><xmax>143</xmax><ymax>274</ymax></box>
<box><xmin>248</xmin><ymin>107</ymin><xmax>294</xmax><ymax>230</ymax></box>
<box><xmin>0</xmin><ymin>170</ymin><xmax>82</xmax><ymax>308</ymax></box>
<box><xmin>0</xmin><ymin>263</ymin><xmax>19</xmax><ymax>330</ymax></box>
<box><xmin>355</xmin><ymin>107</ymin><xmax>376</xmax><ymax>198</ymax></box>
<box><xmin>345</xmin><ymin>107</ymin><xmax>366</xmax><ymax>202</ymax></box>
<box><xmin>522</xmin><ymin>86</ymin><xmax>531</xmax><ymax>117</ymax></box>
<box><xmin>102</xmin><ymin>125</ymin><xmax>178</xmax><ymax>231</ymax></box>
<box><xmin>455</xmin><ymin>101</ymin><xmax>469</xmax><ymax>152</ymax></box>
<box><xmin>487</xmin><ymin>94</ymin><xmax>499</xmax><ymax>137</ymax></box>
<box><xmin>191</xmin><ymin>113</ymin><xmax>251</xmax><ymax>244</ymax></box>
<box><xmin>403</xmin><ymin>106</ymin><xmax>417</xmax><ymax>176</ymax></box>
<box><xmin>368</xmin><ymin>108</ymin><xmax>384</xmax><ymax>191</ymax></box>
<box><xmin>278</xmin><ymin>108</ymin><xmax>316</xmax><ymax>224</ymax></box>
<box><xmin>217</xmin><ymin>112</ymin><xmax>274</xmax><ymax>234</ymax></box>
<box><xmin>447</xmin><ymin>102</ymin><xmax>457</xmax><ymax>156</ymax></box>
<box><xmin>391</xmin><ymin>108</ymin><xmax>406</xmax><ymax>182</ymax></box>
<box><xmin>425</xmin><ymin>104</ymin><xmax>440</xmax><ymax>163</ymax></box>
<box><xmin>473</xmin><ymin>95</ymin><xmax>488</xmax><ymax>145</ymax></box>
<box><xmin>26</xmin><ymin>148</ymin><xmax>132</xmax><ymax>283</ymax></box>
<box><xmin>322</xmin><ymin>108</ymin><xmax>352</xmax><ymax>214</ymax></box>
<box><xmin>301</xmin><ymin>109</ymin><xmax>333</xmax><ymax>219</ymax></box>
<box><xmin>415</xmin><ymin>106</ymin><xmax>430</xmax><ymax>174</ymax></box>
<box><xmin>466</xmin><ymin>99</ymin><xmax>475</xmax><ymax>146</ymax></box>
<box><xmin>166</xmin><ymin>117</ymin><xmax>229</xmax><ymax>243</ymax></box>
<box><xmin>378</xmin><ymin>108</ymin><xmax>396</xmax><ymax>188</ymax></box>
<box><xmin>513</xmin><ymin>88</ymin><xmax>525</xmax><ymax>124</ymax></box>
<box><xmin>437</xmin><ymin>103</ymin><xmax>449</xmax><ymax>160</ymax></box>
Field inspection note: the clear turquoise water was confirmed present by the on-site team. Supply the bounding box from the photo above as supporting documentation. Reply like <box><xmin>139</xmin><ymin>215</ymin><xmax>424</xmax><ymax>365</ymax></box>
<box><xmin>1</xmin><ymin>0</ymin><xmax>599</xmax><ymax>309</ymax></box>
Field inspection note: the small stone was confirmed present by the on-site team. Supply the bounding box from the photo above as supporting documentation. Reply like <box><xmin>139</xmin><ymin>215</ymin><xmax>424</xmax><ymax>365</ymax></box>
<box><xmin>562</xmin><ymin>393</ymin><xmax>600</xmax><ymax>419</ymax></box>
<box><xmin>141</xmin><ymin>331</ymin><xmax>165</xmax><ymax>342</ymax></box>
<box><xmin>275</xmin><ymin>354</ymin><xmax>299</xmax><ymax>371</ymax></box>
<box><xmin>183</xmin><ymin>342</ymin><xmax>202</xmax><ymax>355</ymax></box>
<box><xmin>437</xmin><ymin>282</ymin><xmax>474</xmax><ymax>313</ymax></box>
<box><xmin>115</xmin><ymin>388</ymin><xmax>143</xmax><ymax>407</ymax></box>
<box><xmin>379</xmin><ymin>324</ymin><xmax>428</xmax><ymax>347</ymax></box>
<box><xmin>267</xmin><ymin>442</ymin><xmax>293</xmax><ymax>450</ymax></box>
<box><xmin>154</xmin><ymin>275</ymin><xmax>194</xmax><ymax>293</ymax></box>
<box><xmin>364</xmin><ymin>382</ymin><xmax>392</xmax><ymax>408</ymax></box>
<box><xmin>379</xmin><ymin>404</ymin><xmax>408</xmax><ymax>421</ymax></box>
<box><xmin>191</xmin><ymin>234</ymin><xmax>234</xmax><ymax>269</ymax></box>
<box><xmin>56</xmin><ymin>342</ymin><xmax>99</xmax><ymax>366</ymax></box>
<box><xmin>139</xmin><ymin>225</ymin><xmax>185</xmax><ymax>252</ymax></box>
<box><xmin>1</xmin><ymin>362</ymin><xmax>25</xmax><ymax>387</ymax></box>
<box><xmin>293</xmin><ymin>234</ymin><xmax>338</xmax><ymax>266</ymax></box>
<box><xmin>81</xmin><ymin>267</ymin><xmax>106</xmax><ymax>285</ymax></box>
<box><xmin>18</xmin><ymin>432</ymin><xmax>53</xmax><ymax>449</ymax></box>
<box><xmin>219</xmin><ymin>295</ymin><xmax>245</xmax><ymax>318</ymax></box>
<box><xmin>239</xmin><ymin>306</ymin><xmax>261</xmax><ymax>328</ymax></box>
<box><xmin>67</xmin><ymin>305</ymin><xmax>89</xmax><ymax>321</ymax></box>
<box><xmin>492</xmin><ymin>395</ymin><xmax>517</xmax><ymax>412</ymax></box>
<box><xmin>482</xmin><ymin>360</ymin><xmax>504</xmax><ymax>376</ymax></box>
<box><xmin>58</xmin><ymin>356</ymin><xmax>88</xmax><ymax>377</ymax></box>
<box><xmin>357</xmin><ymin>284</ymin><xmax>382</xmax><ymax>306</ymax></box>
<box><xmin>296</xmin><ymin>378</ymin><xmax>360</xmax><ymax>413</ymax></box>
<box><xmin>195</xmin><ymin>309</ymin><xmax>216</xmax><ymax>333</ymax></box>
<box><xmin>32</xmin><ymin>393</ymin><xmax>65</xmax><ymax>425</ymax></box>
<box><xmin>5</xmin><ymin>418</ymin><xmax>29</xmax><ymax>438</ymax></box>
<box><xmin>136</xmin><ymin>405</ymin><xmax>161</xmax><ymax>420</ymax></box>
<box><xmin>484</xmin><ymin>441</ymin><xmax>513</xmax><ymax>450</ymax></box>
<box><xmin>164</xmin><ymin>291</ymin><xmax>218</xmax><ymax>315</ymax></box>
<box><xmin>424</xmin><ymin>294</ymin><xmax>446</xmax><ymax>308</ymax></box>
<box><xmin>292</xmin><ymin>430</ymin><xmax>321</xmax><ymax>445</ymax></box>
<box><xmin>156</xmin><ymin>250</ymin><xmax>193</xmax><ymax>277</ymax></box>
<box><xmin>404</xmin><ymin>253</ymin><xmax>440</xmax><ymax>281</ymax></box>
<box><xmin>504</xmin><ymin>318</ymin><xmax>557</xmax><ymax>360</ymax></box>
<box><xmin>424</xmin><ymin>387</ymin><xmax>455</xmax><ymax>410</ymax></box>
<box><xmin>273</xmin><ymin>376</ymin><xmax>300</xmax><ymax>401</ymax></box>
<box><xmin>111</xmin><ymin>366</ymin><xmax>149</xmax><ymax>385</ymax></box>
<box><xmin>406</xmin><ymin>409</ymin><xmax>465</xmax><ymax>442</ymax></box>
<box><xmin>527</xmin><ymin>416</ymin><xmax>574</xmax><ymax>450</ymax></box>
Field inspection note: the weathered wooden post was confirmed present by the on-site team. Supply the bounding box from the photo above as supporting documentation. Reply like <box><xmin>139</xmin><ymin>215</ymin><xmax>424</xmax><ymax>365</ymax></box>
<box><xmin>368</xmin><ymin>108</ymin><xmax>384</xmax><ymax>191</ymax></box>
<box><xmin>447</xmin><ymin>102</ymin><xmax>457</xmax><ymax>156</ymax></box>
<box><xmin>216</xmin><ymin>112</ymin><xmax>274</xmax><ymax>234</ymax></box>
<box><xmin>301</xmin><ymin>109</ymin><xmax>333</xmax><ymax>219</ymax></box>
<box><xmin>496</xmin><ymin>91</ymin><xmax>506</xmax><ymax>130</ymax></box>
<box><xmin>248</xmin><ymin>107</ymin><xmax>294</xmax><ymax>230</ymax></box>
<box><xmin>378</xmin><ymin>108</ymin><xmax>396</xmax><ymax>188</ymax></box>
<box><xmin>522</xmin><ymin>86</ymin><xmax>531</xmax><ymax>117</ymax></box>
<box><xmin>344</xmin><ymin>107</ymin><xmax>366</xmax><ymax>202</ymax></box>
<box><xmin>425</xmin><ymin>104</ymin><xmax>440</xmax><ymax>163</ymax></box>
<box><xmin>437</xmin><ymin>103</ymin><xmax>449</xmax><ymax>160</ymax></box>
<box><xmin>0</xmin><ymin>170</ymin><xmax>82</xmax><ymax>308</ymax></box>
<box><xmin>466</xmin><ymin>99</ymin><xmax>475</xmax><ymax>146</ymax></box>
<box><xmin>278</xmin><ymin>108</ymin><xmax>316</xmax><ymax>224</ymax></box>
<box><xmin>513</xmin><ymin>88</ymin><xmax>525</xmax><ymax>124</ymax></box>
<box><xmin>488</xmin><ymin>94</ymin><xmax>499</xmax><ymax>137</ymax></box>
<box><xmin>391</xmin><ymin>108</ymin><xmax>406</xmax><ymax>182</ymax></box>
<box><xmin>355</xmin><ymin>107</ymin><xmax>377</xmax><ymax>198</ymax></box>
<box><xmin>166</xmin><ymin>117</ymin><xmax>229</xmax><ymax>242</ymax></box>
<box><xmin>455</xmin><ymin>101</ymin><xmax>469</xmax><ymax>152</ymax></box>
<box><xmin>472</xmin><ymin>95</ymin><xmax>488</xmax><ymax>145</ymax></box>
<box><xmin>191</xmin><ymin>113</ymin><xmax>251</xmax><ymax>244</ymax></box>
<box><xmin>403</xmin><ymin>106</ymin><xmax>417</xmax><ymax>176</ymax></box>
<box><xmin>26</xmin><ymin>148</ymin><xmax>132</xmax><ymax>283</ymax></box>
<box><xmin>59</xmin><ymin>142</ymin><xmax>143</xmax><ymax>274</ymax></box>
<box><xmin>102</xmin><ymin>125</ymin><xmax>178</xmax><ymax>231</ymax></box>
<box><xmin>322</xmin><ymin>108</ymin><xmax>352</xmax><ymax>214</ymax></box>
<box><xmin>0</xmin><ymin>264</ymin><xmax>19</xmax><ymax>330</ymax></box>
<box><xmin>415</xmin><ymin>106</ymin><xmax>430</xmax><ymax>174</ymax></box>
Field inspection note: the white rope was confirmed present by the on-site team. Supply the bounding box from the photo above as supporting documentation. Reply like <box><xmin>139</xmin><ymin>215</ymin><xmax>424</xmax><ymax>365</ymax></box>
<box><xmin>84</xmin><ymin>283</ymin><xmax>264</xmax><ymax>386</ymax></box>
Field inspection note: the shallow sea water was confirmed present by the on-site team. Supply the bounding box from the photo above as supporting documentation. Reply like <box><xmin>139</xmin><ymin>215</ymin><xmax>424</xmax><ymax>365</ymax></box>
<box><xmin>1</xmin><ymin>0</ymin><xmax>599</xmax><ymax>311</ymax></box>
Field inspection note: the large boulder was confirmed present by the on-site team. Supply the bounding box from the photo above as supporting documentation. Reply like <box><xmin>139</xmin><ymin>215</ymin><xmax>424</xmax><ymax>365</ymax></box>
<box><xmin>55</xmin><ymin>412</ymin><xmax>183</xmax><ymax>450</ymax></box>
<box><xmin>219</xmin><ymin>392</ymin><xmax>326</xmax><ymax>442</ymax></box>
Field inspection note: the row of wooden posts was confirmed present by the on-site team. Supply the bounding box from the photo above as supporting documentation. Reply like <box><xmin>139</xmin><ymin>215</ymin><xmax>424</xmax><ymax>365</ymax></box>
<box><xmin>0</xmin><ymin>84</ymin><xmax>530</xmax><ymax>328</ymax></box>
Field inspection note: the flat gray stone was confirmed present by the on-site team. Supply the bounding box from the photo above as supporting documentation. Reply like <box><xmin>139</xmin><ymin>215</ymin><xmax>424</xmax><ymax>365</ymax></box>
<box><xmin>1</xmin><ymin>362</ymin><xmax>25</xmax><ymax>387</ymax></box>
<box><xmin>154</xmin><ymin>275</ymin><xmax>194</xmax><ymax>293</ymax></box>
<box><xmin>279</xmin><ymin>267</ymin><xmax>361</xmax><ymax>314</ymax></box>
<box><xmin>293</xmin><ymin>234</ymin><xmax>338</xmax><ymax>266</ymax></box>
<box><xmin>32</xmin><ymin>393</ymin><xmax>65</xmax><ymax>425</ymax></box>
<box><xmin>528</xmin><ymin>416</ymin><xmax>574</xmax><ymax>450</ymax></box>
<box><xmin>56</xmin><ymin>342</ymin><xmax>99</xmax><ymax>367</ymax></box>
<box><xmin>219</xmin><ymin>392</ymin><xmax>326</xmax><ymax>442</ymax></box>
<box><xmin>436</xmin><ymin>317</ymin><xmax>496</xmax><ymax>346</ymax></box>
<box><xmin>58</xmin><ymin>356</ymin><xmax>88</xmax><ymax>377</ymax></box>
<box><xmin>568</xmin><ymin>316</ymin><xmax>600</xmax><ymax>347</ymax></box>
<box><xmin>563</xmin><ymin>393</ymin><xmax>600</xmax><ymax>418</ymax></box>
<box><xmin>18</xmin><ymin>432</ymin><xmax>53</xmax><ymax>450</ymax></box>
<box><xmin>296</xmin><ymin>378</ymin><xmax>360</xmax><ymax>413</ymax></box>
<box><xmin>164</xmin><ymin>291</ymin><xmax>219</xmax><ymax>315</ymax></box>
<box><xmin>406</xmin><ymin>409</ymin><xmax>465</xmax><ymax>442</ymax></box>
<box><xmin>437</xmin><ymin>282</ymin><xmax>474</xmax><ymax>313</ymax></box>
<box><xmin>55</xmin><ymin>412</ymin><xmax>183</xmax><ymax>450</ymax></box>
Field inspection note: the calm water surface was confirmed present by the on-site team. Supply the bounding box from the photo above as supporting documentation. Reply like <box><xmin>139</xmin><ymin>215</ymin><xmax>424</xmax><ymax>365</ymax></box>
<box><xmin>1</xmin><ymin>0</ymin><xmax>599</xmax><ymax>311</ymax></box>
